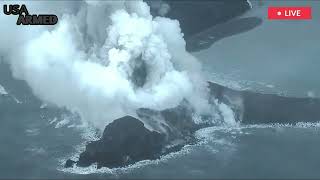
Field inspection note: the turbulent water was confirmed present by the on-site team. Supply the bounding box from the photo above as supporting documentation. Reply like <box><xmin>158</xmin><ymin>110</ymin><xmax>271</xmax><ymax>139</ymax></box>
<box><xmin>1</xmin><ymin>0</ymin><xmax>320</xmax><ymax>179</ymax></box>
<box><xmin>2</xmin><ymin>89</ymin><xmax>320</xmax><ymax>179</ymax></box>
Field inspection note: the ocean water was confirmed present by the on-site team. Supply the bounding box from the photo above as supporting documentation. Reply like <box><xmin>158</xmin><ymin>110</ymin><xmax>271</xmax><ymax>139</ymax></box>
<box><xmin>1</xmin><ymin>95</ymin><xmax>320</xmax><ymax>179</ymax></box>
<box><xmin>2</xmin><ymin>53</ymin><xmax>320</xmax><ymax>179</ymax></box>
<box><xmin>1</xmin><ymin>1</ymin><xmax>320</xmax><ymax>179</ymax></box>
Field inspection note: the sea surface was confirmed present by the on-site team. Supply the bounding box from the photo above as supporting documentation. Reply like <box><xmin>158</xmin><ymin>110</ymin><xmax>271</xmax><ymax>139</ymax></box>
<box><xmin>1</xmin><ymin>1</ymin><xmax>320</xmax><ymax>179</ymax></box>
<box><xmin>1</xmin><ymin>88</ymin><xmax>320</xmax><ymax>179</ymax></box>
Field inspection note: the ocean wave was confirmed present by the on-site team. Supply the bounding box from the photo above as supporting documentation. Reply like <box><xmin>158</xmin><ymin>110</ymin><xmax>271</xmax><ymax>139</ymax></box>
<box><xmin>0</xmin><ymin>84</ymin><xmax>8</xmax><ymax>95</ymax></box>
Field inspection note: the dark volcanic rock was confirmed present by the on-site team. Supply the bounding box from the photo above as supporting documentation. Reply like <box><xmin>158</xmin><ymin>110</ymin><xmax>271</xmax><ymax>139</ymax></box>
<box><xmin>186</xmin><ymin>17</ymin><xmax>263</xmax><ymax>52</ymax></box>
<box><xmin>66</xmin><ymin>103</ymin><xmax>201</xmax><ymax>169</ymax></box>
<box><xmin>147</xmin><ymin>0</ymin><xmax>250</xmax><ymax>39</ymax></box>
<box><xmin>64</xmin><ymin>159</ymin><xmax>76</xmax><ymax>168</ymax></box>
<box><xmin>67</xmin><ymin>81</ymin><xmax>320</xmax><ymax>169</ymax></box>
<box><xmin>75</xmin><ymin>116</ymin><xmax>166</xmax><ymax>168</ymax></box>
<box><xmin>136</xmin><ymin>100</ymin><xmax>206</xmax><ymax>142</ymax></box>
<box><xmin>208</xmin><ymin>81</ymin><xmax>320</xmax><ymax>124</ymax></box>
<box><xmin>146</xmin><ymin>1</ymin><xmax>260</xmax><ymax>52</ymax></box>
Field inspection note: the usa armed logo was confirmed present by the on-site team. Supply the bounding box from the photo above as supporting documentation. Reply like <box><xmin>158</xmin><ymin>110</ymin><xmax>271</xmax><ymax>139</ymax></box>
<box><xmin>3</xmin><ymin>4</ymin><xmax>58</xmax><ymax>25</ymax></box>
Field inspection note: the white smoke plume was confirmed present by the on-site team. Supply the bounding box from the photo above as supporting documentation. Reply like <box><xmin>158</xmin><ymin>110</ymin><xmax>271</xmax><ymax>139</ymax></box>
<box><xmin>1</xmin><ymin>0</ymin><xmax>213</xmax><ymax>129</ymax></box>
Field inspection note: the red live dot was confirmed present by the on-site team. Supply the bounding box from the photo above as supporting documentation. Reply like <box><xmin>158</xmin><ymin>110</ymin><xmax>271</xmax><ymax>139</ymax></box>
<box><xmin>268</xmin><ymin>7</ymin><xmax>312</xmax><ymax>20</ymax></box>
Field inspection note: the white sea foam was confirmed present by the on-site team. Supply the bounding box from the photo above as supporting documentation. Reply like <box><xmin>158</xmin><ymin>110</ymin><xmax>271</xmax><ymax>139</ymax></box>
<box><xmin>12</xmin><ymin>96</ymin><xmax>22</xmax><ymax>104</ymax></box>
<box><xmin>0</xmin><ymin>84</ymin><xmax>8</xmax><ymax>95</ymax></box>
<box><xmin>25</xmin><ymin>146</ymin><xmax>46</xmax><ymax>156</ymax></box>
<box><xmin>55</xmin><ymin>118</ymin><xmax>71</xmax><ymax>128</ymax></box>
<box><xmin>25</xmin><ymin>128</ymin><xmax>40</xmax><ymax>136</ymax></box>
<box><xmin>49</xmin><ymin>117</ymin><xmax>58</xmax><ymax>125</ymax></box>
<box><xmin>40</xmin><ymin>103</ymin><xmax>48</xmax><ymax>109</ymax></box>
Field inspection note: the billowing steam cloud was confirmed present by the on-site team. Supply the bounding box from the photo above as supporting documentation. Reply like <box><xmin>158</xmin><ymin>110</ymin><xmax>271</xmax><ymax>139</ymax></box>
<box><xmin>1</xmin><ymin>0</ymin><xmax>214</xmax><ymax>129</ymax></box>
